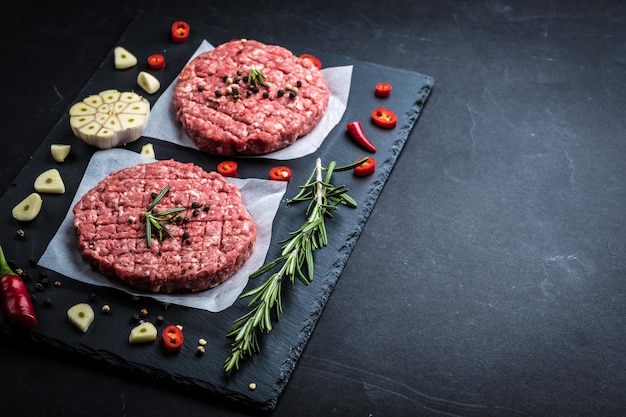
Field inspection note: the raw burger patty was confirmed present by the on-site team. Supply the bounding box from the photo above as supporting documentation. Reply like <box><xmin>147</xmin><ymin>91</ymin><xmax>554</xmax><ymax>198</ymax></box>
<box><xmin>72</xmin><ymin>160</ymin><xmax>256</xmax><ymax>294</ymax></box>
<box><xmin>173</xmin><ymin>39</ymin><xmax>330</xmax><ymax>156</ymax></box>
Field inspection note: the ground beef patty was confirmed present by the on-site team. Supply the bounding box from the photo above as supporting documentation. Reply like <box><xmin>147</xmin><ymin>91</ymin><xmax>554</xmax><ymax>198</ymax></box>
<box><xmin>72</xmin><ymin>160</ymin><xmax>256</xmax><ymax>294</ymax></box>
<box><xmin>173</xmin><ymin>39</ymin><xmax>330</xmax><ymax>156</ymax></box>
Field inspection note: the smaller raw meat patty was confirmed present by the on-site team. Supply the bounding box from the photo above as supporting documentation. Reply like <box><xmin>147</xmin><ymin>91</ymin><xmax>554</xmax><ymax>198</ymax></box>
<box><xmin>173</xmin><ymin>39</ymin><xmax>330</xmax><ymax>156</ymax></box>
<box><xmin>72</xmin><ymin>160</ymin><xmax>256</xmax><ymax>294</ymax></box>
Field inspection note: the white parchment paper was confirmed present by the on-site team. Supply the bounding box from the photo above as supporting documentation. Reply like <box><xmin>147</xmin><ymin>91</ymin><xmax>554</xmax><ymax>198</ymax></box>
<box><xmin>142</xmin><ymin>40</ymin><xmax>352</xmax><ymax>160</ymax></box>
<box><xmin>39</xmin><ymin>148</ymin><xmax>287</xmax><ymax>312</ymax></box>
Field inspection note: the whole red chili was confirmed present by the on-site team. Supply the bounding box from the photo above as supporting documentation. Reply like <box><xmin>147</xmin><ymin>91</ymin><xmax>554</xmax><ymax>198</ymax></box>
<box><xmin>371</xmin><ymin>108</ymin><xmax>397</xmax><ymax>129</ymax></box>
<box><xmin>217</xmin><ymin>161</ymin><xmax>238</xmax><ymax>177</ymax></box>
<box><xmin>161</xmin><ymin>325</ymin><xmax>184</xmax><ymax>353</ymax></box>
<box><xmin>269</xmin><ymin>166</ymin><xmax>292</xmax><ymax>181</ymax></box>
<box><xmin>300</xmin><ymin>53</ymin><xmax>322</xmax><ymax>69</ymax></box>
<box><xmin>353</xmin><ymin>157</ymin><xmax>376</xmax><ymax>177</ymax></box>
<box><xmin>0</xmin><ymin>245</ymin><xmax>37</xmax><ymax>330</ymax></box>
<box><xmin>346</xmin><ymin>121</ymin><xmax>376</xmax><ymax>153</ymax></box>
<box><xmin>147</xmin><ymin>54</ymin><xmax>166</xmax><ymax>70</ymax></box>
<box><xmin>171</xmin><ymin>21</ymin><xmax>190</xmax><ymax>43</ymax></box>
<box><xmin>374</xmin><ymin>82</ymin><xmax>392</xmax><ymax>98</ymax></box>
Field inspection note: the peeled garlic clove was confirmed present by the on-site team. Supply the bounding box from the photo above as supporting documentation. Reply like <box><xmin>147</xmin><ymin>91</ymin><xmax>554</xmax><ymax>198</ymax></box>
<box><xmin>67</xmin><ymin>303</ymin><xmax>95</xmax><ymax>333</ymax></box>
<box><xmin>12</xmin><ymin>193</ymin><xmax>43</xmax><ymax>222</ymax></box>
<box><xmin>34</xmin><ymin>168</ymin><xmax>65</xmax><ymax>194</ymax></box>
<box><xmin>51</xmin><ymin>144</ymin><xmax>71</xmax><ymax>162</ymax></box>
<box><xmin>129</xmin><ymin>322</ymin><xmax>157</xmax><ymax>343</ymax></box>
<box><xmin>140</xmin><ymin>143</ymin><xmax>155</xmax><ymax>159</ymax></box>
<box><xmin>137</xmin><ymin>71</ymin><xmax>160</xmax><ymax>94</ymax></box>
<box><xmin>114</xmin><ymin>46</ymin><xmax>137</xmax><ymax>69</ymax></box>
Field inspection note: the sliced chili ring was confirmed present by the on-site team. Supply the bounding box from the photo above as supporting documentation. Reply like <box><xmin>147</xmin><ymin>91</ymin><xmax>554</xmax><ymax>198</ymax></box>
<box><xmin>374</xmin><ymin>82</ymin><xmax>392</xmax><ymax>98</ymax></box>
<box><xmin>171</xmin><ymin>21</ymin><xmax>190</xmax><ymax>43</ymax></box>
<box><xmin>217</xmin><ymin>161</ymin><xmax>238</xmax><ymax>177</ymax></box>
<box><xmin>300</xmin><ymin>53</ymin><xmax>322</xmax><ymax>70</ymax></box>
<box><xmin>147</xmin><ymin>54</ymin><xmax>166</xmax><ymax>70</ymax></box>
<box><xmin>161</xmin><ymin>325</ymin><xmax>184</xmax><ymax>353</ymax></box>
<box><xmin>354</xmin><ymin>157</ymin><xmax>376</xmax><ymax>177</ymax></box>
<box><xmin>269</xmin><ymin>166</ymin><xmax>292</xmax><ymax>181</ymax></box>
<box><xmin>371</xmin><ymin>107</ymin><xmax>397</xmax><ymax>129</ymax></box>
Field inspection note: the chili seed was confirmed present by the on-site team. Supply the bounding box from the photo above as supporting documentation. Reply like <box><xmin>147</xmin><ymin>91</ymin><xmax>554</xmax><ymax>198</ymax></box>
<box><xmin>198</xmin><ymin>338</ymin><xmax>207</xmax><ymax>346</ymax></box>
<box><xmin>196</xmin><ymin>345</ymin><xmax>205</xmax><ymax>355</ymax></box>
<box><xmin>249</xmin><ymin>383</ymin><xmax>257</xmax><ymax>390</ymax></box>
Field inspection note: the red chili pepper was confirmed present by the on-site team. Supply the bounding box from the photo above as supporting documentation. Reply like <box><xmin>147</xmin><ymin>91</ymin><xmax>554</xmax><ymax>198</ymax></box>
<box><xmin>269</xmin><ymin>166</ymin><xmax>292</xmax><ymax>181</ymax></box>
<box><xmin>0</xmin><ymin>245</ymin><xmax>37</xmax><ymax>330</ymax></box>
<box><xmin>161</xmin><ymin>325</ymin><xmax>184</xmax><ymax>353</ymax></box>
<box><xmin>171</xmin><ymin>21</ymin><xmax>190</xmax><ymax>43</ymax></box>
<box><xmin>354</xmin><ymin>157</ymin><xmax>376</xmax><ymax>177</ymax></box>
<box><xmin>147</xmin><ymin>54</ymin><xmax>166</xmax><ymax>70</ymax></box>
<box><xmin>371</xmin><ymin>107</ymin><xmax>397</xmax><ymax>129</ymax></box>
<box><xmin>300</xmin><ymin>53</ymin><xmax>322</xmax><ymax>69</ymax></box>
<box><xmin>346</xmin><ymin>121</ymin><xmax>376</xmax><ymax>153</ymax></box>
<box><xmin>217</xmin><ymin>161</ymin><xmax>238</xmax><ymax>177</ymax></box>
<box><xmin>374</xmin><ymin>82</ymin><xmax>392</xmax><ymax>98</ymax></box>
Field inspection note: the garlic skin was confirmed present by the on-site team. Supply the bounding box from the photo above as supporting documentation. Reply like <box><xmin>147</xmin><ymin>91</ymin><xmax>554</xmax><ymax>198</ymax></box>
<box><xmin>69</xmin><ymin>89</ymin><xmax>150</xmax><ymax>149</ymax></box>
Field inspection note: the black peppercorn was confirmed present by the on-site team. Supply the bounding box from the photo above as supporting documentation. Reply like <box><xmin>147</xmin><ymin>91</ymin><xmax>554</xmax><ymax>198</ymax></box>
<box><xmin>197</xmin><ymin>86</ymin><xmax>204</xmax><ymax>92</ymax></box>
<box><xmin>263</xmin><ymin>92</ymin><xmax>270</xmax><ymax>99</ymax></box>
<box><xmin>192</xmin><ymin>209</ymin><xmax>200</xmax><ymax>217</ymax></box>
<box><xmin>203</xmin><ymin>204</ymin><xmax>210</xmax><ymax>211</ymax></box>
<box><xmin>191</xmin><ymin>202</ymin><xmax>200</xmax><ymax>209</ymax></box>
<box><xmin>182</xmin><ymin>232</ymin><xmax>190</xmax><ymax>239</ymax></box>
<box><xmin>215</xmin><ymin>90</ymin><xmax>223</xmax><ymax>98</ymax></box>
<box><xmin>277</xmin><ymin>89</ymin><xmax>285</xmax><ymax>97</ymax></box>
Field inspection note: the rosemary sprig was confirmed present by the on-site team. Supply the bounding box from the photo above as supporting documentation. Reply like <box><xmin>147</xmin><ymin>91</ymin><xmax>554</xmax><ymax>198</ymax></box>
<box><xmin>247</xmin><ymin>67</ymin><xmax>267</xmax><ymax>87</ymax></box>
<box><xmin>142</xmin><ymin>185</ymin><xmax>186</xmax><ymax>248</ymax></box>
<box><xmin>224</xmin><ymin>157</ymin><xmax>367</xmax><ymax>374</ymax></box>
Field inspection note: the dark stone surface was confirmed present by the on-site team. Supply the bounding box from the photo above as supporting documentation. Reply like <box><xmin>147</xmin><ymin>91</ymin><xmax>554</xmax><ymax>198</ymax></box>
<box><xmin>1</xmin><ymin>1</ymin><xmax>625</xmax><ymax>416</ymax></box>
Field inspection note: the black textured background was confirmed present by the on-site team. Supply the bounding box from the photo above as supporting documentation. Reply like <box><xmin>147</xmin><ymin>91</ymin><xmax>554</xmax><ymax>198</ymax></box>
<box><xmin>1</xmin><ymin>1</ymin><xmax>625</xmax><ymax>416</ymax></box>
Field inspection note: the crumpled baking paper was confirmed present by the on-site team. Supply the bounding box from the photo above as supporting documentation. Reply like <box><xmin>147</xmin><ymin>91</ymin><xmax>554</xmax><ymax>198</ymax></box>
<box><xmin>39</xmin><ymin>148</ymin><xmax>287</xmax><ymax>312</ymax></box>
<box><xmin>142</xmin><ymin>40</ymin><xmax>352</xmax><ymax>160</ymax></box>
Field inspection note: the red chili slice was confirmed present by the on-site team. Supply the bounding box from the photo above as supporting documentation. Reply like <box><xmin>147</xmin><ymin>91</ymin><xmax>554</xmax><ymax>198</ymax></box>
<box><xmin>269</xmin><ymin>166</ymin><xmax>292</xmax><ymax>181</ymax></box>
<box><xmin>300</xmin><ymin>53</ymin><xmax>322</xmax><ymax>69</ymax></box>
<box><xmin>371</xmin><ymin>107</ymin><xmax>397</xmax><ymax>129</ymax></box>
<box><xmin>161</xmin><ymin>325</ymin><xmax>184</xmax><ymax>353</ymax></box>
<box><xmin>354</xmin><ymin>157</ymin><xmax>376</xmax><ymax>177</ymax></box>
<box><xmin>217</xmin><ymin>161</ymin><xmax>238</xmax><ymax>177</ymax></box>
<box><xmin>375</xmin><ymin>82</ymin><xmax>392</xmax><ymax>98</ymax></box>
<box><xmin>147</xmin><ymin>54</ymin><xmax>166</xmax><ymax>70</ymax></box>
<box><xmin>171</xmin><ymin>21</ymin><xmax>190</xmax><ymax>43</ymax></box>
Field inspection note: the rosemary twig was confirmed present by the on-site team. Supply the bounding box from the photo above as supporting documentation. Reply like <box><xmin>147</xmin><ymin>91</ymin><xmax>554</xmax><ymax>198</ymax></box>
<box><xmin>142</xmin><ymin>185</ymin><xmax>186</xmax><ymax>248</ymax></box>
<box><xmin>224</xmin><ymin>157</ymin><xmax>366</xmax><ymax>374</ymax></box>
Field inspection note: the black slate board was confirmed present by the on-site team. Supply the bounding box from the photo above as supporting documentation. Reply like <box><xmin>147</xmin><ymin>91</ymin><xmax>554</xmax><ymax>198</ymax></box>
<box><xmin>0</xmin><ymin>11</ymin><xmax>433</xmax><ymax>410</ymax></box>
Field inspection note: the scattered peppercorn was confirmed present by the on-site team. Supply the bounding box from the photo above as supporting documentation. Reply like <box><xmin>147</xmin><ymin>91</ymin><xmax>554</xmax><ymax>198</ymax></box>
<box><xmin>192</xmin><ymin>209</ymin><xmax>200</xmax><ymax>217</ymax></box>
<box><xmin>156</xmin><ymin>315</ymin><xmax>164</xmax><ymax>325</ymax></box>
<box><xmin>140</xmin><ymin>308</ymin><xmax>148</xmax><ymax>317</ymax></box>
<box><xmin>39</xmin><ymin>276</ymin><xmax>49</xmax><ymax>287</ymax></box>
<box><xmin>16</xmin><ymin>229</ymin><xmax>25</xmax><ymax>239</ymax></box>
<box><xmin>296</xmin><ymin>80</ymin><xmax>302</xmax><ymax>88</ymax></box>
<box><xmin>215</xmin><ymin>90</ymin><xmax>222</xmax><ymax>98</ymax></box>
<box><xmin>277</xmin><ymin>89</ymin><xmax>285</xmax><ymax>97</ymax></box>
<box><xmin>289</xmin><ymin>91</ymin><xmax>296</xmax><ymax>98</ymax></box>
<box><xmin>130</xmin><ymin>314</ymin><xmax>140</xmax><ymax>323</ymax></box>
<box><xmin>54</xmin><ymin>280</ymin><xmax>61</xmax><ymax>287</ymax></box>
<box><xmin>101</xmin><ymin>304</ymin><xmax>111</xmax><ymax>314</ymax></box>
<box><xmin>203</xmin><ymin>204</ymin><xmax>210</xmax><ymax>211</ymax></box>
<box><xmin>35</xmin><ymin>282</ymin><xmax>44</xmax><ymax>292</ymax></box>
<box><xmin>39</xmin><ymin>272</ymin><xmax>47</xmax><ymax>280</ymax></box>
<box><xmin>182</xmin><ymin>217</ymin><xmax>190</xmax><ymax>224</ymax></box>
<box><xmin>29</xmin><ymin>257</ymin><xmax>37</xmax><ymax>266</ymax></box>
<box><xmin>191</xmin><ymin>202</ymin><xmax>200</xmax><ymax>209</ymax></box>
<box><xmin>88</xmin><ymin>293</ymin><xmax>97</xmax><ymax>302</ymax></box>
<box><xmin>197</xmin><ymin>86</ymin><xmax>204</xmax><ymax>92</ymax></box>
<box><xmin>43</xmin><ymin>297</ymin><xmax>52</xmax><ymax>307</ymax></box>
<box><xmin>182</xmin><ymin>232</ymin><xmax>190</xmax><ymax>239</ymax></box>
<box><xmin>263</xmin><ymin>92</ymin><xmax>269</xmax><ymax>99</ymax></box>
